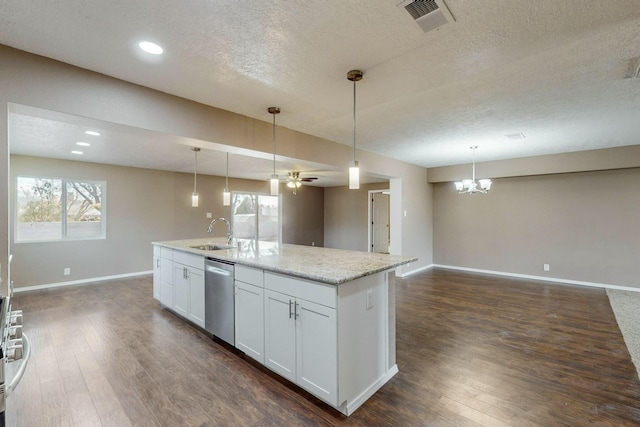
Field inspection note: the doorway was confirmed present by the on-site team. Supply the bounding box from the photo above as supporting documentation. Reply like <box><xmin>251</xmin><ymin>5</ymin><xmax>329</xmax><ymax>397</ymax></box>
<box><xmin>368</xmin><ymin>190</ymin><xmax>390</xmax><ymax>254</ymax></box>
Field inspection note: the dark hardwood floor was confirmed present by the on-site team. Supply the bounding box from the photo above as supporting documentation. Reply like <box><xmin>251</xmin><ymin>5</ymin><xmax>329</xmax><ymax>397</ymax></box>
<box><xmin>7</xmin><ymin>268</ymin><xmax>640</xmax><ymax>426</ymax></box>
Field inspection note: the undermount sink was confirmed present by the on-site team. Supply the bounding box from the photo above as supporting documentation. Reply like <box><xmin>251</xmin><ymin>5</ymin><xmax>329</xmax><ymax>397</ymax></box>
<box><xmin>190</xmin><ymin>244</ymin><xmax>235</xmax><ymax>251</ymax></box>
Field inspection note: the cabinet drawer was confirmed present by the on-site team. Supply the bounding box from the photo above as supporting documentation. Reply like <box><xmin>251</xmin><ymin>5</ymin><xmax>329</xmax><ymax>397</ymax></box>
<box><xmin>160</xmin><ymin>247</ymin><xmax>173</xmax><ymax>260</ymax></box>
<box><xmin>173</xmin><ymin>251</ymin><xmax>204</xmax><ymax>270</ymax></box>
<box><xmin>264</xmin><ymin>272</ymin><xmax>336</xmax><ymax>308</ymax></box>
<box><xmin>235</xmin><ymin>265</ymin><xmax>264</xmax><ymax>287</ymax></box>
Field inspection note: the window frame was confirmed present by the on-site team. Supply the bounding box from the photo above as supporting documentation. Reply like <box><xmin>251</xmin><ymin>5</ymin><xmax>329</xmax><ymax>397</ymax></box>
<box><xmin>14</xmin><ymin>175</ymin><xmax>107</xmax><ymax>243</ymax></box>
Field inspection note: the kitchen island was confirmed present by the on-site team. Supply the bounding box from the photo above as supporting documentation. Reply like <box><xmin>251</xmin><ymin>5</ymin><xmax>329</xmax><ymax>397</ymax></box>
<box><xmin>152</xmin><ymin>238</ymin><xmax>416</xmax><ymax>415</ymax></box>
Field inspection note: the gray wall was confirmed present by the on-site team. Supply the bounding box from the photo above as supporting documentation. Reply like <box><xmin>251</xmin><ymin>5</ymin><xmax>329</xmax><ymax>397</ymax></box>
<box><xmin>10</xmin><ymin>155</ymin><xmax>324</xmax><ymax>288</ymax></box>
<box><xmin>324</xmin><ymin>182</ymin><xmax>388</xmax><ymax>252</ymax></box>
<box><xmin>0</xmin><ymin>45</ymin><xmax>432</xmax><ymax>295</ymax></box>
<box><xmin>433</xmin><ymin>167</ymin><xmax>640</xmax><ymax>288</ymax></box>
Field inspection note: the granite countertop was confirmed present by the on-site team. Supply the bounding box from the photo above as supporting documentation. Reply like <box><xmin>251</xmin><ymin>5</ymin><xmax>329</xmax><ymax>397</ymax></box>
<box><xmin>153</xmin><ymin>238</ymin><xmax>417</xmax><ymax>285</ymax></box>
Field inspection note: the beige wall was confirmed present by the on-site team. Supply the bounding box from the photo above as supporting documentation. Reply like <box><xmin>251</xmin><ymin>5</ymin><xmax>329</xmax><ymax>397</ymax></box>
<box><xmin>433</xmin><ymin>168</ymin><xmax>640</xmax><ymax>288</ymax></box>
<box><xmin>324</xmin><ymin>182</ymin><xmax>388</xmax><ymax>252</ymax></box>
<box><xmin>0</xmin><ymin>45</ymin><xmax>432</xmax><ymax>294</ymax></box>
<box><xmin>10</xmin><ymin>155</ymin><xmax>324</xmax><ymax>288</ymax></box>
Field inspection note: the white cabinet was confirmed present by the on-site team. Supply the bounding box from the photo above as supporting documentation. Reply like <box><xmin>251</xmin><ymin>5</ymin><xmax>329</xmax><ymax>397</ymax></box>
<box><xmin>187</xmin><ymin>269</ymin><xmax>205</xmax><ymax>328</ymax></box>
<box><xmin>264</xmin><ymin>289</ymin><xmax>297</xmax><ymax>381</ymax></box>
<box><xmin>264</xmin><ymin>273</ymin><xmax>338</xmax><ymax>406</ymax></box>
<box><xmin>159</xmin><ymin>247</ymin><xmax>174</xmax><ymax>308</ymax></box>
<box><xmin>152</xmin><ymin>247</ymin><xmax>161</xmax><ymax>301</ymax></box>
<box><xmin>235</xmin><ymin>280</ymin><xmax>265</xmax><ymax>363</ymax></box>
<box><xmin>173</xmin><ymin>251</ymin><xmax>205</xmax><ymax>328</ymax></box>
<box><xmin>295</xmin><ymin>298</ymin><xmax>337</xmax><ymax>403</ymax></box>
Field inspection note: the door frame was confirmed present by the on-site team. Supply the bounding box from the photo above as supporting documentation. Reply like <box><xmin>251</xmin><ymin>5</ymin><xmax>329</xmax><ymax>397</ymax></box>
<box><xmin>367</xmin><ymin>189</ymin><xmax>391</xmax><ymax>253</ymax></box>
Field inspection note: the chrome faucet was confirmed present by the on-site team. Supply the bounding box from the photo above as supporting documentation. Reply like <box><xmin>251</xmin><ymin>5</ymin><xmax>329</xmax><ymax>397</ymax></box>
<box><xmin>207</xmin><ymin>217</ymin><xmax>234</xmax><ymax>245</ymax></box>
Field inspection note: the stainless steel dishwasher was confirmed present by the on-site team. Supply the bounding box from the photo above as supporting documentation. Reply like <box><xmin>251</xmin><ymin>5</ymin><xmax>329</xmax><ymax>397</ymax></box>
<box><xmin>204</xmin><ymin>257</ymin><xmax>235</xmax><ymax>346</ymax></box>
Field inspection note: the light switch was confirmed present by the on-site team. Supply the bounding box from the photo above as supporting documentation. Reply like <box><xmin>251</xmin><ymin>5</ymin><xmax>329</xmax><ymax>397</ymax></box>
<box><xmin>206</xmin><ymin>212</ymin><xmax>212</xmax><ymax>218</ymax></box>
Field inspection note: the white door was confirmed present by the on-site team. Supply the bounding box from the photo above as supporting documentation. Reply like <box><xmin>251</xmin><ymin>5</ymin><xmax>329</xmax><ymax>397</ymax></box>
<box><xmin>296</xmin><ymin>299</ymin><xmax>337</xmax><ymax>406</ymax></box>
<box><xmin>153</xmin><ymin>256</ymin><xmax>161</xmax><ymax>301</ymax></box>
<box><xmin>235</xmin><ymin>281</ymin><xmax>265</xmax><ymax>363</ymax></box>
<box><xmin>372</xmin><ymin>192</ymin><xmax>390</xmax><ymax>253</ymax></box>
<box><xmin>187</xmin><ymin>267</ymin><xmax>205</xmax><ymax>328</ymax></box>
<box><xmin>173</xmin><ymin>264</ymin><xmax>189</xmax><ymax>317</ymax></box>
<box><xmin>264</xmin><ymin>289</ymin><xmax>296</xmax><ymax>382</ymax></box>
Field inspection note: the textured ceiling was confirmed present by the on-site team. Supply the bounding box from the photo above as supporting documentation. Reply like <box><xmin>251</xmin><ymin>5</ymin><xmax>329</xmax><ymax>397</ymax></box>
<box><xmin>2</xmin><ymin>0</ymin><xmax>640</xmax><ymax>171</ymax></box>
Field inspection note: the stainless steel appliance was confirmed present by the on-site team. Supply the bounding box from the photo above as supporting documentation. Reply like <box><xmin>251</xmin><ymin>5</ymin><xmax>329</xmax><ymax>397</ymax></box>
<box><xmin>0</xmin><ymin>295</ymin><xmax>29</xmax><ymax>426</ymax></box>
<box><xmin>204</xmin><ymin>258</ymin><xmax>235</xmax><ymax>346</ymax></box>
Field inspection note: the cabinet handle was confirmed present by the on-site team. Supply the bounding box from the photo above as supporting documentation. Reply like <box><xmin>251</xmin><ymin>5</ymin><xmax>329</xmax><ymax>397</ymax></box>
<box><xmin>289</xmin><ymin>300</ymin><xmax>293</xmax><ymax>319</ymax></box>
<box><xmin>295</xmin><ymin>302</ymin><xmax>300</xmax><ymax>319</ymax></box>
<box><xmin>183</xmin><ymin>267</ymin><xmax>187</xmax><ymax>279</ymax></box>
<box><xmin>156</xmin><ymin>258</ymin><xmax>160</xmax><ymax>268</ymax></box>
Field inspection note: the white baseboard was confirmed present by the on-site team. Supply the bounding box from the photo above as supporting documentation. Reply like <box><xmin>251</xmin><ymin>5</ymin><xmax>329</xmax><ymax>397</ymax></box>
<box><xmin>397</xmin><ymin>264</ymin><xmax>434</xmax><ymax>278</ymax></box>
<box><xmin>433</xmin><ymin>264</ymin><xmax>640</xmax><ymax>293</ymax></box>
<box><xmin>13</xmin><ymin>270</ymin><xmax>153</xmax><ymax>293</ymax></box>
<box><xmin>345</xmin><ymin>364</ymin><xmax>399</xmax><ymax>416</ymax></box>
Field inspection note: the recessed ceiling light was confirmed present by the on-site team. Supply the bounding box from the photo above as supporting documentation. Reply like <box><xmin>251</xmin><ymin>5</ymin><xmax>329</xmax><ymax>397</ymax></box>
<box><xmin>85</xmin><ymin>130</ymin><xmax>101</xmax><ymax>136</ymax></box>
<box><xmin>76</xmin><ymin>142</ymin><xmax>90</xmax><ymax>147</ymax></box>
<box><xmin>71</xmin><ymin>150</ymin><xmax>83</xmax><ymax>155</ymax></box>
<box><xmin>138</xmin><ymin>41</ymin><xmax>164</xmax><ymax>55</ymax></box>
<box><xmin>505</xmin><ymin>132</ymin><xmax>526</xmax><ymax>140</ymax></box>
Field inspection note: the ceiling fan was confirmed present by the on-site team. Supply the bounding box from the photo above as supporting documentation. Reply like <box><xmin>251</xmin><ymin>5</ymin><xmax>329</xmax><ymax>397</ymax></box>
<box><xmin>286</xmin><ymin>172</ymin><xmax>318</xmax><ymax>195</ymax></box>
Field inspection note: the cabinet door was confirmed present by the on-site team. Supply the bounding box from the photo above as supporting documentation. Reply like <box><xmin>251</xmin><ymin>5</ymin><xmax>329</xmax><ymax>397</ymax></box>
<box><xmin>159</xmin><ymin>257</ymin><xmax>174</xmax><ymax>307</ymax></box>
<box><xmin>235</xmin><ymin>281</ymin><xmax>265</xmax><ymax>363</ymax></box>
<box><xmin>173</xmin><ymin>264</ymin><xmax>189</xmax><ymax>317</ymax></box>
<box><xmin>152</xmin><ymin>256</ymin><xmax>161</xmax><ymax>301</ymax></box>
<box><xmin>296</xmin><ymin>299</ymin><xmax>338</xmax><ymax>406</ymax></box>
<box><xmin>264</xmin><ymin>289</ymin><xmax>296</xmax><ymax>382</ymax></box>
<box><xmin>187</xmin><ymin>267</ymin><xmax>205</xmax><ymax>328</ymax></box>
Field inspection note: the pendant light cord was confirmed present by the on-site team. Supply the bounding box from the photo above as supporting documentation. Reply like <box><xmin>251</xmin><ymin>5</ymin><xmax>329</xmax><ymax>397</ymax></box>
<box><xmin>194</xmin><ymin>149</ymin><xmax>198</xmax><ymax>192</ymax></box>
<box><xmin>471</xmin><ymin>146</ymin><xmax>477</xmax><ymax>182</ymax></box>
<box><xmin>272</xmin><ymin>113</ymin><xmax>276</xmax><ymax>175</ymax></box>
<box><xmin>225</xmin><ymin>152</ymin><xmax>229</xmax><ymax>188</ymax></box>
<box><xmin>352</xmin><ymin>78</ymin><xmax>357</xmax><ymax>163</ymax></box>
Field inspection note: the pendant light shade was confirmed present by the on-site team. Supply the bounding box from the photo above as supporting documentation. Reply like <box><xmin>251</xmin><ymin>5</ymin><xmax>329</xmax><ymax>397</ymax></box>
<box><xmin>191</xmin><ymin>147</ymin><xmax>200</xmax><ymax>207</ymax></box>
<box><xmin>347</xmin><ymin>70</ymin><xmax>363</xmax><ymax>190</ymax></box>
<box><xmin>268</xmin><ymin>107</ymin><xmax>280</xmax><ymax>196</ymax></box>
<box><xmin>223</xmin><ymin>152</ymin><xmax>231</xmax><ymax>206</ymax></box>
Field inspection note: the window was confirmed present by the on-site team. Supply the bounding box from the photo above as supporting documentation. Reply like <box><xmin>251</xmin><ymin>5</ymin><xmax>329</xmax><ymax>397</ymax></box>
<box><xmin>232</xmin><ymin>193</ymin><xmax>280</xmax><ymax>243</ymax></box>
<box><xmin>16</xmin><ymin>176</ymin><xmax>106</xmax><ymax>242</ymax></box>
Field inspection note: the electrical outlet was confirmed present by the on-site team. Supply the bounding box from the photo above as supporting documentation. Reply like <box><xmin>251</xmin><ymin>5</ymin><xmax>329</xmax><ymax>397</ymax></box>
<box><xmin>64</xmin><ymin>267</ymin><xmax>71</xmax><ymax>276</ymax></box>
<box><xmin>366</xmin><ymin>290</ymin><xmax>373</xmax><ymax>310</ymax></box>
<box><xmin>543</xmin><ymin>264</ymin><xmax>550</xmax><ymax>272</ymax></box>
<box><xmin>311</xmin><ymin>242</ymin><xmax>315</xmax><ymax>247</ymax></box>
<box><xmin>206</xmin><ymin>212</ymin><xmax>212</xmax><ymax>218</ymax></box>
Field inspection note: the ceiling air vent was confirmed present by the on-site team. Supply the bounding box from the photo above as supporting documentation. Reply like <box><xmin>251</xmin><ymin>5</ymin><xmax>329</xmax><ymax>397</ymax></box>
<box><xmin>399</xmin><ymin>0</ymin><xmax>456</xmax><ymax>33</ymax></box>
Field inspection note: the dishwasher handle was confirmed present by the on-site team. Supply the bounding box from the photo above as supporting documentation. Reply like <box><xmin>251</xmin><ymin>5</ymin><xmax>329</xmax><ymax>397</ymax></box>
<box><xmin>206</xmin><ymin>265</ymin><xmax>232</xmax><ymax>276</ymax></box>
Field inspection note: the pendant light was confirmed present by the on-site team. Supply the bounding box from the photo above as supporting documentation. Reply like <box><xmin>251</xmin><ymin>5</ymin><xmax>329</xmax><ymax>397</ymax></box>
<box><xmin>223</xmin><ymin>152</ymin><xmax>231</xmax><ymax>206</ymax></box>
<box><xmin>347</xmin><ymin>70</ymin><xmax>363</xmax><ymax>190</ymax></box>
<box><xmin>268</xmin><ymin>107</ymin><xmax>280</xmax><ymax>196</ymax></box>
<box><xmin>191</xmin><ymin>147</ymin><xmax>200</xmax><ymax>207</ymax></box>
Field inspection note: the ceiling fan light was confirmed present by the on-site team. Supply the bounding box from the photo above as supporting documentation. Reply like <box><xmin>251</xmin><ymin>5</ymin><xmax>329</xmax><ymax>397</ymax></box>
<box><xmin>349</xmin><ymin>161</ymin><xmax>360</xmax><ymax>190</ymax></box>
<box><xmin>287</xmin><ymin>181</ymin><xmax>296</xmax><ymax>189</ymax></box>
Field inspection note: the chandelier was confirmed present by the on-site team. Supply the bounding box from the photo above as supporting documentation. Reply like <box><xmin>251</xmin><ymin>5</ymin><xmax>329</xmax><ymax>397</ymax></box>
<box><xmin>454</xmin><ymin>146</ymin><xmax>492</xmax><ymax>194</ymax></box>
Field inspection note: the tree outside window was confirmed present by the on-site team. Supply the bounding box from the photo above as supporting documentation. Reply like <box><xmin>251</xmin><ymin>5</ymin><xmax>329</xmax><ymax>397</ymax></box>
<box><xmin>16</xmin><ymin>176</ymin><xmax>106</xmax><ymax>242</ymax></box>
